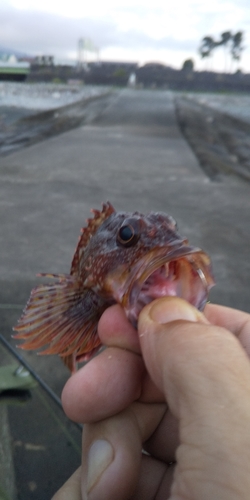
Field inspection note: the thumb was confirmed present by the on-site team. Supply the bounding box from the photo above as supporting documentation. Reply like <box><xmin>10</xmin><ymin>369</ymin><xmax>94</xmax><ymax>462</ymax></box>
<box><xmin>138</xmin><ymin>296</ymin><xmax>210</xmax><ymax>415</ymax></box>
<box><xmin>138</xmin><ymin>297</ymin><xmax>250</xmax><ymax>499</ymax></box>
<box><xmin>138</xmin><ymin>296</ymin><xmax>250</xmax><ymax>420</ymax></box>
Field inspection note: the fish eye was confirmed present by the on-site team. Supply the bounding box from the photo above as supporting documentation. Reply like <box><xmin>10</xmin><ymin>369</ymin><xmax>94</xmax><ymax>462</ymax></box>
<box><xmin>117</xmin><ymin>220</ymin><xmax>140</xmax><ymax>247</ymax></box>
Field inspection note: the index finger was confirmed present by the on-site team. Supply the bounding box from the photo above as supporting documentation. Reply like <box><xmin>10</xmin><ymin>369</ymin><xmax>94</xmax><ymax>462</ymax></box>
<box><xmin>204</xmin><ymin>303</ymin><xmax>250</xmax><ymax>355</ymax></box>
<box><xmin>98</xmin><ymin>304</ymin><xmax>141</xmax><ymax>353</ymax></box>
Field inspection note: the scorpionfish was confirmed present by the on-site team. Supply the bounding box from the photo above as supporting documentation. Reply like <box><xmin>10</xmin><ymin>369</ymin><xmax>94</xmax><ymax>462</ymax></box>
<box><xmin>14</xmin><ymin>202</ymin><xmax>214</xmax><ymax>372</ymax></box>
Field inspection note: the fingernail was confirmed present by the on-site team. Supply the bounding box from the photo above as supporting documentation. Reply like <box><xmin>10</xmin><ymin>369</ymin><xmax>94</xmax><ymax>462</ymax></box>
<box><xmin>87</xmin><ymin>440</ymin><xmax>114</xmax><ymax>493</ymax></box>
<box><xmin>149</xmin><ymin>297</ymin><xmax>202</xmax><ymax>324</ymax></box>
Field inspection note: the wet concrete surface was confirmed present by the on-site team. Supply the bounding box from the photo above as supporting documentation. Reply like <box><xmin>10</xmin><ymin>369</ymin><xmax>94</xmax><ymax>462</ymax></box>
<box><xmin>188</xmin><ymin>92</ymin><xmax>250</xmax><ymax>125</ymax></box>
<box><xmin>0</xmin><ymin>91</ymin><xmax>113</xmax><ymax>155</ymax></box>
<box><xmin>0</xmin><ymin>88</ymin><xmax>250</xmax><ymax>498</ymax></box>
<box><xmin>0</xmin><ymin>82</ymin><xmax>107</xmax><ymax>110</ymax></box>
<box><xmin>176</xmin><ymin>96</ymin><xmax>250</xmax><ymax>181</ymax></box>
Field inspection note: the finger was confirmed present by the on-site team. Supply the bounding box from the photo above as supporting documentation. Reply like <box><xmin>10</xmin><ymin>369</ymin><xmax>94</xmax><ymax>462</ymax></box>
<box><xmin>138</xmin><ymin>296</ymin><xmax>250</xmax><ymax>498</ymax></box>
<box><xmin>98</xmin><ymin>304</ymin><xmax>141</xmax><ymax>353</ymax></box>
<box><xmin>62</xmin><ymin>347</ymin><xmax>145</xmax><ymax>423</ymax></box>
<box><xmin>98</xmin><ymin>304</ymin><xmax>165</xmax><ymax>403</ymax></box>
<box><xmin>52</xmin><ymin>467</ymin><xmax>81</xmax><ymax>500</ymax></box>
<box><xmin>62</xmin><ymin>346</ymin><xmax>165</xmax><ymax>424</ymax></box>
<box><xmin>81</xmin><ymin>402</ymin><xmax>166</xmax><ymax>500</ymax></box>
<box><xmin>143</xmin><ymin>410</ymin><xmax>179</xmax><ymax>463</ymax></box>
<box><xmin>204</xmin><ymin>303</ymin><xmax>250</xmax><ymax>355</ymax></box>
<box><xmin>63</xmin><ymin>302</ymin><xmax>167</xmax><ymax>423</ymax></box>
<box><xmin>130</xmin><ymin>455</ymin><xmax>174</xmax><ymax>500</ymax></box>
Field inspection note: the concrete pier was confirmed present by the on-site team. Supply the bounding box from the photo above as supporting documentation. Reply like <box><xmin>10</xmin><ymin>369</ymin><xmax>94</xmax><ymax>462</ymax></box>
<box><xmin>0</xmin><ymin>88</ymin><xmax>249</xmax><ymax>498</ymax></box>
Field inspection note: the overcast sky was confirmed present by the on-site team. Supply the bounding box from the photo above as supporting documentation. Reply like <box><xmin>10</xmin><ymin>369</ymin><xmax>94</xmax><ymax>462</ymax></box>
<box><xmin>1</xmin><ymin>0</ymin><xmax>250</xmax><ymax>72</ymax></box>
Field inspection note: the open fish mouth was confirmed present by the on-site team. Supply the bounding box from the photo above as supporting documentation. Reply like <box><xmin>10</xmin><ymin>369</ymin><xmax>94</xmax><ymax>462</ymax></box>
<box><xmin>120</xmin><ymin>245</ymin><xmax>214</xmax><ymax>326</ymax></box>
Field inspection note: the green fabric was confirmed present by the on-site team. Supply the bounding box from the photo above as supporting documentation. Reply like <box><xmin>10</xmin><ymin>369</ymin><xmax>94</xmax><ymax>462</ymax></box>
<box><xmin>0</xmin><ymin>363</ymin><xmax>37</xmax><ymax>405</ymax></box>
<box><xmin>0</xmin><ymin>483</ymin><xmax>11</xmax><ymax>500</ymax></box>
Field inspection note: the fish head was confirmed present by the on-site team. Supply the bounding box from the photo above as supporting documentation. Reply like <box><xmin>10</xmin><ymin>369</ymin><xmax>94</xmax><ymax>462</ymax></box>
<box><xmin>81</xmin><ymin>210</ymin><xmax>214</xmax><ymax>326</ymax></box>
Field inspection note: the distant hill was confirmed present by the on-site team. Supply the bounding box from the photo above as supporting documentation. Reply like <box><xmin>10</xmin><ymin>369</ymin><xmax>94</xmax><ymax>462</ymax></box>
<box><xmin>0</xmin><ymin>45</ymin><xmax>30</xmax><ymax>60</ymax></box>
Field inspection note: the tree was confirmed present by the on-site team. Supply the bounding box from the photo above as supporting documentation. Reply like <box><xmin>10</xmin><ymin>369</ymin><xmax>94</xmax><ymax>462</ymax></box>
<box><xmin>199</xmin><ymin>31</ymin><xmax>245</xmax><ymax>73</ymax></box>
<box><xmin>199</xmin><ymin>36</ymin><xmax>215</xmax><ymax>59</ymax></box>
<box><xmin>182</xmin><ymin>59</ymin><xmax>194</xmax><ymax>72</ymax></box>
<box><xmin>198</xmin><ymin>36</ymin><xmax>216</xmax><ymax>70</ymax></box>
<box><xmin>231</xmin><ymin>31</ymin><xmax>244</xmax><ymax>61</ymax></box>
<box><xmin>219</xmin><ymin>31</ymin><xmax>232</xmax><ymax>71</ymax></box>
<box><xmin>220</xmin><ymin>31</ymin><xmax>232</xmax><ymax>45</ymax></box>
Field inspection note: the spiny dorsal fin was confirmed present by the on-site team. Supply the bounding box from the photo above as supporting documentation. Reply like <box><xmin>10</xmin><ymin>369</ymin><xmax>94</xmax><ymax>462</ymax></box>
<box><xmin>70</xmin><ymin>201</ymin><xmax>115</xmax><ymax>275</ymax></box>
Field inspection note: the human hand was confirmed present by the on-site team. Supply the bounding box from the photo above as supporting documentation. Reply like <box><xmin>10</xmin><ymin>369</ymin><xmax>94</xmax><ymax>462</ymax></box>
<box><xmin>53</xmin><ymin>297</ymin><xmax>250</xmax><ymax>500</ymax></box>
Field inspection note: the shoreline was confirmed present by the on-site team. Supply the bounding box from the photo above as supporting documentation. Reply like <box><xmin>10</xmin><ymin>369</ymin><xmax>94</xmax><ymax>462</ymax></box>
<box><xmin>0</xmin><ymin>88</ymin><xmax>113</xmax><ymax>155</ymax></box>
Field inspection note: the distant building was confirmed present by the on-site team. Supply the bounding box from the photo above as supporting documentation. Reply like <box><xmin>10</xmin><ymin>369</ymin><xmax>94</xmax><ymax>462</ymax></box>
<box><xmin>34</xmin><ymin>55</ymin><xmax>54</xmax><ymax>66</ymax></box>
<box><xmin>82</xmin><ymin>61</ymin><xmax>138</xmax><ymax>85</ymax></box>
<box><xmin>0</xmin><ymin>57</ymin><xmax>30</xmax><ymax>81</ymax></box>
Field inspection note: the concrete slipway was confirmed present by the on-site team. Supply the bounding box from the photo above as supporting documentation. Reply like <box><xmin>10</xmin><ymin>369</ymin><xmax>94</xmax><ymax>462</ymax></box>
<box><xmin>0</xmin><ymin>88</ymin><xmax>249</xmax><ymax>499</ymax></box>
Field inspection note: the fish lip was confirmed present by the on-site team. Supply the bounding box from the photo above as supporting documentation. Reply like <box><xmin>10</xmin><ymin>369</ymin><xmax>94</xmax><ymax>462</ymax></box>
<box><xmin>122</xmin><ymin>244</ymin><xmax>203</xmax><ymax>297</ymax></box>
<box><xmin>119</xmin><ymin>243</ymin><xmax>214</xmax><ymax>324</ymax></box>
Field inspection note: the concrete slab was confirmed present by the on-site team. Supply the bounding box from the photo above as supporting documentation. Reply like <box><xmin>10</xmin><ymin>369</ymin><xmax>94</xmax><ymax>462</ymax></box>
<box><xmin>0</xmin><ymin>405</ymin><xmax>16</xmax><ymax>500</ymax></box>
<box><xmin>0</xmin><ymin>88</ymin><xmax>250</xmax><ymax>498</ymax></box>
<box><xmin>1</xmin><ymin>89</ymin><xmax>249</xmax><ymax>307</ymax></box>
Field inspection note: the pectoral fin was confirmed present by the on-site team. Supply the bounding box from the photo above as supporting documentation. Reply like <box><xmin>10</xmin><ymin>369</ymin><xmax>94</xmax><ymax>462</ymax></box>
<box><xmin>13</xmin><ymin>274</ymin><xmax>107</xmax><ymax>372</ymax></box>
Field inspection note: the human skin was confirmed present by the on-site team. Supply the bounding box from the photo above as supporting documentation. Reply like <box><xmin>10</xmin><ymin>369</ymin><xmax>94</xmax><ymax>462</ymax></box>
<box><xmin>52</xmin><ymin>297</ymin><xmax>250</xmax><ymax>500</ymax></box>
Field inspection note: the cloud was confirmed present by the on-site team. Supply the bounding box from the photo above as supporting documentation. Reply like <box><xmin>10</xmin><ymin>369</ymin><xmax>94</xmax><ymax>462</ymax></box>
<box><xmin>0</xmin><ymin>5</ymin><xmax>198</xmax><ymax>59</ymax></box>
<box><xmin>1</xmin><ymin>2</ymin><xmax>249</xmax><ymax>71</ymax></box>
